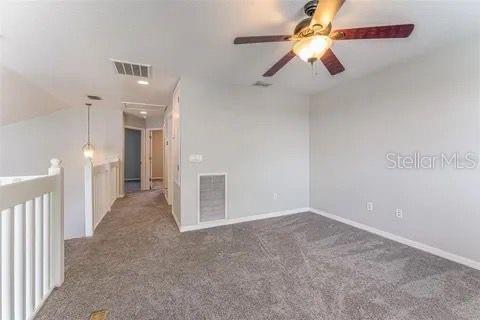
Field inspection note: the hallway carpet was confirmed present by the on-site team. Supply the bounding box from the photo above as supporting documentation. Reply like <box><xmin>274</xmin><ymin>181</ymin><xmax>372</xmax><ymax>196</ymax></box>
<box><xmin>36</xmin><ymin>190</ymin><xmax>480</xmax><ymax>320</ymax></box>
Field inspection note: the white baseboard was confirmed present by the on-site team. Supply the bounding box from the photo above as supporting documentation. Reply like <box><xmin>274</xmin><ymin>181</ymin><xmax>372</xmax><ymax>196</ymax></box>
<box><xmin>180</xmin><ymin>208</ymin><xmax>310</xmax><ymax>232</ymax></box>
<box><xmin>310</xmin><ymin>208</ymin><xmax>480</xmax><ymax>271</ymax></box>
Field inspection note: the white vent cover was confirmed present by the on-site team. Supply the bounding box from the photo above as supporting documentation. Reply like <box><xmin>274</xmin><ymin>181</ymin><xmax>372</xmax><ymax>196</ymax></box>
<box><xmin>198</xmin><ymin>174</ymin><xmax>226</xmax><ymax>223</ymax></box>
<box><xmin>111</xmin><ymin>59</ymin><xmax>151</xmax><ymax>78</ymax></box>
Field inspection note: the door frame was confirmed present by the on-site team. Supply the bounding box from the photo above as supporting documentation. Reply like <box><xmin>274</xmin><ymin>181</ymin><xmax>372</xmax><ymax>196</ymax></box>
<box><xmin>124</xmin><ymin>125</ymin><xmax>147</xmax><ymax>191</ymax></box>
<box><xmin>163</xmin><ymin>113</ymin><xmax>172</xmax><ymax>204</ymax></box>
<box><xmin>146</xmin><ymin>128</ymin><xmax>163</xmax><ymax>190</ymax></box>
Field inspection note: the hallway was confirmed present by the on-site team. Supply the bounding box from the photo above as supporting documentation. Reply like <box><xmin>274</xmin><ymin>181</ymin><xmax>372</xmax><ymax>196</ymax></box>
<box><xmin>36</xmin><ymin>190</ymin><xmax>480</xmax><ymax>320</ymax></box>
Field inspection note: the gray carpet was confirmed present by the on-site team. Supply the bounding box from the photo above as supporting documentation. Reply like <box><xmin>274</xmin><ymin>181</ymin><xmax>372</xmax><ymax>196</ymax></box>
<box><xmin>124</xmin><ymin>180</ymin><xmax>141</xmax><ymax>193</ymax></box>
<box><xmin>35</xmin><ymin>190</ymin><xmax>480</xmax><ymax>319</ymax></box>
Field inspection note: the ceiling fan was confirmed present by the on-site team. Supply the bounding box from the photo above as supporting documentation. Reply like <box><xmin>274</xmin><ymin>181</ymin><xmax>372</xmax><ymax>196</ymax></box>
<box><xmin>234</xmin><ymin>0</ymin><xmax>414</xmax><ymax>77</ymax></box>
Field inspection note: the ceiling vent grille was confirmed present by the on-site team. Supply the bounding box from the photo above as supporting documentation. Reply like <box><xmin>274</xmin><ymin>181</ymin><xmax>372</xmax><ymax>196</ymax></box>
<box><xmin>253</xmin><ymin>80</ymin><xmax>272</xmax><ymax>87</ymax></box>
<box><xmin>111</xmin><ymin>59</ymin><xmax>151</xmax><ymax>78</ymax></box>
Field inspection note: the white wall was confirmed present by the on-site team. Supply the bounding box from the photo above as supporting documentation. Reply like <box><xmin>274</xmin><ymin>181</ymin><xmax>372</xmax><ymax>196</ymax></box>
<box><xmin>310</xmin><ymin>38</ymin><xmax>480</xmax><ymax>262</ymax></box>
<box><xmin>180</xmin><ymin>77</ymin><xmax>310</xmax><ymax>227</ymax></box>
<box><xmin>0</xmin><ymin>105</ymin><xmax>123</xmax><ymax>239</ymax></box>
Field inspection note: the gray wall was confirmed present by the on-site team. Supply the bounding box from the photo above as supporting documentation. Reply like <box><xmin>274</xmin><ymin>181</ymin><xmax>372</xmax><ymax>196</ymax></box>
<box><xmin>180</xmin><ymin>77</ymin><xmax>310</xmax><ymax>227</ymax></box>
<box><xmin>310</xmin><ymin>39</ymin><xmax>480</xmax><ymax>262</ymax></box>
<box><xmin>124</xmin><ymin>128</ymin><xmax>141</xmax><ymax>180</ymax></box>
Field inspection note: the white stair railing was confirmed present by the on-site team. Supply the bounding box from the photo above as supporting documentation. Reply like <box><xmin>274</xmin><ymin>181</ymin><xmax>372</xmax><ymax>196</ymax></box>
<box><xmin>0</xmin><ymin>159</ymin><xmax>64</xmax><ymax>320</ymax></box>
<box><xmin>84</xmin><ymin>158</ymin><xmax>121</xmax><ymax>237</ymax></box>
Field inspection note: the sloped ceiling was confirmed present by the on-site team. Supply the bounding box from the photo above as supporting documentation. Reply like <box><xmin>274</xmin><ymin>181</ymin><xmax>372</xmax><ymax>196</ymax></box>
<box><xmin>1</xmin><ymin>0</ymin><xmax>479</xmax><ymax>125</ymax></box>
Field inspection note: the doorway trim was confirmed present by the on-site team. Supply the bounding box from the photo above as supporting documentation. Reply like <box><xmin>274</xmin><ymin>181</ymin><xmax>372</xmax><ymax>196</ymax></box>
<box><xmin>124</xmin><ymin>125</ymin><xmax>147</xmax><ymax>191</ymax></box>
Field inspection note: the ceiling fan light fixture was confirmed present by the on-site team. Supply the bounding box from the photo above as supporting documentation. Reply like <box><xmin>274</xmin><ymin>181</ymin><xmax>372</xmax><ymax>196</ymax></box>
<box><xmin>233</xmin><ymin>0</ymin><xmax>413</xmax><ymax>77</ymax></box>
<box><xmin>293</xmin><ymin>35</ymin><xmax>332</xmax><ymax>63</ymax></box>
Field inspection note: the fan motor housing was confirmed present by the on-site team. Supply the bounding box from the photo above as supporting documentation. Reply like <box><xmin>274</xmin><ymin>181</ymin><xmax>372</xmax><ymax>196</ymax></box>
<box><xmin>294</xmin><ymin>18</ymin><xmax>332</xmax><ymax>37</ymax></box>
<box><xmin>294</xmin><ymin>18</ymin><xmax>312</xmax><ymax>35</ymax></box>
<box><xmin>304</xmin><ymin>0</ymin><xmax>318</xmax><ymax>16</ymax></box>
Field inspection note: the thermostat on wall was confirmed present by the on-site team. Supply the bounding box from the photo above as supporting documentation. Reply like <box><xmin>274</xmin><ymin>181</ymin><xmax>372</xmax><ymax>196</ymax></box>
<box><xmin>189</xmin><ymin>154</ymin><xmax>203</xmax><ymax>163</ymax></box>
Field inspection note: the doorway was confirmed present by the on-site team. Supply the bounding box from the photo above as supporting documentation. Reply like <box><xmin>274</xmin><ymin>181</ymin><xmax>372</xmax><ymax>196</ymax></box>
<box><xmin>124</xmin><ymin>127</ymin><xmax>144</xmax><ymax>193</ymax></box>
<box><xmin>148</xmin><ymin>129</ymin><xmax>164</xmax><ymax>192</ymax></box>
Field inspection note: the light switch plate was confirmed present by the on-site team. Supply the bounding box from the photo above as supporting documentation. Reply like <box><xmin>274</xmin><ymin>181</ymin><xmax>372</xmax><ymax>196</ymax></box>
<box><xmin>366</xmin><ymin>202</ymin><xmax>373</xmax><ymax>212</ymax></box>
<box><xmin>395</xmin><ymin>208</ymin><xmax>403</xmax><ymax>219</ymax></box>
<box><xmin>189</xmin><ymin>154</ymin><xmax>203</xmax><ymax>163</ymax></box>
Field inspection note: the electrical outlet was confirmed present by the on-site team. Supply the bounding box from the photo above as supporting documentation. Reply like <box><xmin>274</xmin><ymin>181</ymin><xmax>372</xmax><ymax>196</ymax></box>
<box><xmin>395</xmin><ymin>208</ymin><xmax>403</xmax><ymax>219</ymax></box>
<box><xmin>366</xmin><ymin>202</ymin><xmax>373</xmax><ymax>212</ymax></box>
<box><xmin>273</xmin><ymin>193</ymin><xmax>279</xmax><ymax>200</ymax></box>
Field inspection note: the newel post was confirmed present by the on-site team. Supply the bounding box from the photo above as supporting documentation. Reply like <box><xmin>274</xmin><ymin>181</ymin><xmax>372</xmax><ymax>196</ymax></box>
<box><xmin>84</xmin><ymin>159</ymin><xmax>94</xmax><ymax>237</ymax></box>
<box><xmin>48</xmin><ymin>158</ymin><xmax>64</xmax><ymax>287</ymax></box>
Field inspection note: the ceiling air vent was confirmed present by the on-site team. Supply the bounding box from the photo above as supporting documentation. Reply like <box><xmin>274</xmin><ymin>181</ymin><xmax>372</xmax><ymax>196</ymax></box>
<box><xmin>253</xmin><ymin>80</ymin><xmax>272</xmax><ymax>88</ymax></box>
<box><xmin>111</xmin><ymin>59</ymin><xmax>151</xmax><ymax>78</ymax></box>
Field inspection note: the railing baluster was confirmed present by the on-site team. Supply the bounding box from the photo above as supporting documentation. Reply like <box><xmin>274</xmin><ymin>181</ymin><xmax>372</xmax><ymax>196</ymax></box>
<box><xmin>1</xmin><ymin>208</ymin><xmax>14</xmax><ymax>320</ymax></box>
<box><xmin>49</xmin><ymin>192</ymin><xmax>54</xmax><ymax>288</ymax></box>
<box><xmin>42</xmin><ymin>193</ymin><xmax>50</xmax><ymax>295</ymax></box>
<box><xmin>34</xmin><ymin>196</ymin><xmax>43</xmax><ymax>308</ymax></box>
<box><xmin>25</xmin><ymin>199</ymin><xmax>35</xmax><ymax>318</ymax></box>
<box><xmin>13</xmin><ymin>203</ymin><xmax>26</xmax><ymax>320</ymax></box>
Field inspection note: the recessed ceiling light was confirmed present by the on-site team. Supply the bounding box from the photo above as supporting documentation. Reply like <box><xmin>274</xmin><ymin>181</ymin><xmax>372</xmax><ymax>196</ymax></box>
<box><xmin>137</xmin><ymin>80</ymin><xmax>149</xmax><ymax>85</ymax></box>
<box><xmin>140</xmin><ymin>111</ymin><xmax>147</xmax><ymax>115</ymax></box>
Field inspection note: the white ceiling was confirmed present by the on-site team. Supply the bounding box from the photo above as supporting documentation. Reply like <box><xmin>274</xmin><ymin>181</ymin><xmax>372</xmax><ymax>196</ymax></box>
<box><xmin>2</xmin><ymin>0</ymin><xmax>479</xmax><ymax>120</ymax></box>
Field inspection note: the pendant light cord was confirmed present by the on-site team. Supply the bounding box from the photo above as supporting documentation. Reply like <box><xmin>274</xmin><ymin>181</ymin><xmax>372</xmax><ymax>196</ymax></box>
<box><xmin>87</xmin><ymin>103</ymin><xmax>91</xmax><ymax>144</ymax></box>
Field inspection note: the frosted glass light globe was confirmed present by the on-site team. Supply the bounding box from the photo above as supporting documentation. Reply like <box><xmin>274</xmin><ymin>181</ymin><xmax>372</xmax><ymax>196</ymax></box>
<box><xmin>293</xmin><ymin>35</ymin><xmax>332</xmax><ymax>63</ymax></box>
<box><xmin>82</xmin><ymin>143</ymin><xmax>95</xmax><ymax>159</ymax></box>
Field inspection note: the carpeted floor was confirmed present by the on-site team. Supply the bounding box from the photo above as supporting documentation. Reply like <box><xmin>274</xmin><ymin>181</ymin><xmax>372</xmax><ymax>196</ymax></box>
<box><xmin>36</xmin><ymin>190</ymin><xmax>480</xmax><ymax>320</ymax></box>
<box><xmin>124</xmin><ymin>180</ymin><xmax>141</xmax><ymax>193</ymax></box>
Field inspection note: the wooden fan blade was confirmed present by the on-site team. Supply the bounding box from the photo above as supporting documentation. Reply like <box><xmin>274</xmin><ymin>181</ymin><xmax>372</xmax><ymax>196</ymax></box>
<box><xmin>263</xmin><ymin>51</ymin><xmax>296</xmax><ymax>77</ymax></box>
<box><xmin>311</xmin><ymin>0</ymin><xmax>345</xmax><ymax>28</ymax></box>
<box><xmin>234</xmin><ymin>35</ymin><xmax>292</xmax><ymax>44</ymax></box>
<box><xmin>331</xmin><ymin>24</ymin><xmax>414</xmax><ymax>40</ymax></box>
<box><xmin>320</xmin><ymin>49</ymin><xmax>345</xmax><ymax>76</ymax></box>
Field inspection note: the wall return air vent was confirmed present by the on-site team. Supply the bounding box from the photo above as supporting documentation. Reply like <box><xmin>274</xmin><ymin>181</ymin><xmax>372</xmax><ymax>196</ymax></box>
<box><xmin>111</xmin><ymin>59</ymin><xmax>151</xmax><ymax>78</ymax></box>
<box><xmin>198</xmin><ymin>174</ymin><xmax>226</xmax><ymax>223</ymax></box>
